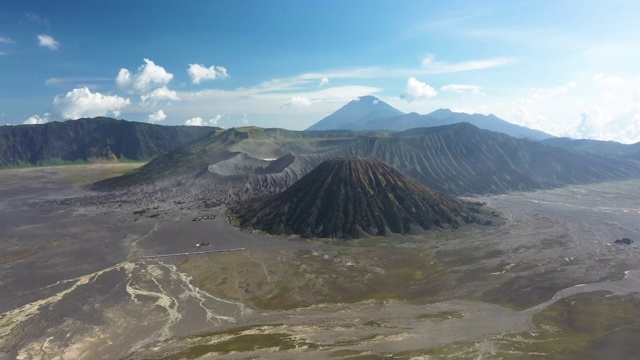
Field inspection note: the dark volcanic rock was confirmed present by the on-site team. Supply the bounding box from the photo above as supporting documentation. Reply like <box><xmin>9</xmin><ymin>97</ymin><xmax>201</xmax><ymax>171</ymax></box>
<box><xmin>230</xmin><ymin>158</ymin><xmax>483</xmax><ymax>239</ymax></box>
<box><xmin>614</xmin><ymin>238</ymin><xmax>633</xmax><ymax>245</ymax></box>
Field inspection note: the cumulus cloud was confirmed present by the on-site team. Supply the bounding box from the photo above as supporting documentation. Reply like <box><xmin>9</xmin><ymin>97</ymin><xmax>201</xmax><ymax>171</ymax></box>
<box><xmin>211</xmin><ymin>114</ymin><xmax>222</xmax><ymax>126</ymax></box>
<box><xmin>184</xmin><ymin>115</ymin><xmax>221</xmax><ymax>126</ymax></box>
<box><xmin>571</xmin><ymin>105</ymin><xmax>640</xmax><ymax>143</ymax></box>
<box><xmin>37</xmin><ymin>34</ymin><xmax>59</xmax><ymax>50</ymax></box>
<box><xmin>148</xmin><ymin>110</ymin><xmax>167</xmax><ymax>123</ymax></box>
<box><xmin>318</xmin><ymin>77</ymin><xmax>329</xmax><ymax>87</ymax></box>
<box><xmin>280</xmin><ymin>96</ymin><xmax>312</xmax><ymax>109</ymax></box>
<box><xmin>184</xmin><ymin>117</ymin><xmax>204</xmax><ymax>126</ymax></box>
<box><xmin>23</xmin><ymin>113</ymin><xmax>50</xmax><ymax>125</ymax></box>
<box><xmin>116</xmin><ymin>59</ymin><xmax>173</xmax><ymax>93</ymax></box>
<box><xmin>188</xmin><ymin>64</ymin><xmax>229</xmax><ymax>84</ymax></box>
<box><xmin>140</xmin><ymin>86</ymin><xmax>180</xmax><ymax>105</ymax></box>
<box><xmin>441</xmin><ymin>84</ymin><xmax>481</xmax><ymax>94</ymax></box>
<box><xmin>400</xmin><ymin>77</ymin><xmax>437</xmax><ymax>102</ymax></box>
<box><xmin>51</xmin><ymin>87</ymin><xmax>130</xmax><ymax>120</ymax></box>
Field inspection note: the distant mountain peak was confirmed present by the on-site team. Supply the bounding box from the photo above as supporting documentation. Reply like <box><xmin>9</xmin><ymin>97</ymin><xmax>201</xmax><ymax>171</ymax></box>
<box><xmin>427</xmin><ymin>108</ymin><xmax>454</xmax><ymax>119</ymax></box>
<box><xmin>355</xmin><ymin>95</ymin><xmax>380</xmax><ymax>103</ymax></box>
<box><xmin>306</xmin><ymin>96</ymin><xmax>404</xmax><ymax>131</ymax></box>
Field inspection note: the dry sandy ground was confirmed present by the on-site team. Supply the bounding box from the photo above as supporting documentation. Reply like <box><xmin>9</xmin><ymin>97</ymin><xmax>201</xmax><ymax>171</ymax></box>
<box><xmin>1</xmin><ymin>165</ymin><xmax>639</xmax><ymax>359</ymax></box>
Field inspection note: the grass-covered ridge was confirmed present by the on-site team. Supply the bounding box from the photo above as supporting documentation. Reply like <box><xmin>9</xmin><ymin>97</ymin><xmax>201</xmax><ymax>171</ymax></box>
<box><xmin>0</xmin><ymin>117</ymin><xmax>214</xmax><ymax>169</ymax></box>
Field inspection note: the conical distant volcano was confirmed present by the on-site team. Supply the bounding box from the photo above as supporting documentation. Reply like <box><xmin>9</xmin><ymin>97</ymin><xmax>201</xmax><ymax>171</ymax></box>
<box><xmin>231</xmin><ymin>158</ymin><xmax>482</xmax><ymax>238</ymax></box>
<box><xmin>306</xmin><ymin>95</ymin><xmax>403</xmax><ymax>131</ymax></box>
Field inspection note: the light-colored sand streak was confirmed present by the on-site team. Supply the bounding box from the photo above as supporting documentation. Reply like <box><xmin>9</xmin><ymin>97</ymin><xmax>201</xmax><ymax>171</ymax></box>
<box><xmin>125</xmin><ymin>264</ymin><xmax>182</xmax><ymax>340</ymax></box>
<box><xmin>124</xmin><ymin>261</ymin><xmax>247</xmax><ymax>351</ymax></box>
<box><xmin>160</xmin><ymin>262</ymin><xmax>249</xmax><ymax>320</ymax></box>
<box><xmin>0</xmin><ymin>261</ymin><xmax>135</xmax><ymax>340</ymax></box>
<box><xmin>525</xmin><ymin>269</ymin><xmax>640</xmax><ymax>315</ymax></box>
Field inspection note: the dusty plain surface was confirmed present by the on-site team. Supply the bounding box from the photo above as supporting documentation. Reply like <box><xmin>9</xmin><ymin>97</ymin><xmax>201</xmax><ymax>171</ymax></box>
<box><xmin>1</xmin><ymin>164</ymin><xmax>640</xmax><ymax>359</ymax></box>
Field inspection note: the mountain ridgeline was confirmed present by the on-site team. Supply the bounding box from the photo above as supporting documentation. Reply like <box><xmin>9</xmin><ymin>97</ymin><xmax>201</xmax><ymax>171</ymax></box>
<box><xmin>541</xmin><ymin>137</ymin><xmax>640</xmax><ymax>160</ymax></box>
<box><xmin>93</xmin><ymin>123</ymin><xmax>640</xmax><ymax>202</ymax></box>
<box><xmin>330</xmin><ymin>123</ymin><xmax>639</xmax><ymax>194</ymax></box>
<box><xmin>0</xmin><ymin>117</ymin><xmax>216</xmax><ymax>168</ymax></box>
<box><xmin>231</xmin><ymin>158</ymin><xmax>484</xmax><ymax>239</ymax></box>
<box><xmin>307</xmin><ymin>96</ymin><xmax>553</xmax><ymax>140</ymax></box>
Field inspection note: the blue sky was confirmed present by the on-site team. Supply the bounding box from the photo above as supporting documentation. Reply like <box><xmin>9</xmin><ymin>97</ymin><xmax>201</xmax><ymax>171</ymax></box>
<box><xmin>2</xmin><ymin>1</ymin><xmax>640</xmax><ymax>142</ymax></box>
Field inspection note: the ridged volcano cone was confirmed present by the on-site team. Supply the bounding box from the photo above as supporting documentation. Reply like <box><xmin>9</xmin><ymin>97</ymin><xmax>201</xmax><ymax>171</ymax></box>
<box><xmin>231</xmin><ymin>158</ymin><xmax>480</xmax><ymax>239</ymax></box>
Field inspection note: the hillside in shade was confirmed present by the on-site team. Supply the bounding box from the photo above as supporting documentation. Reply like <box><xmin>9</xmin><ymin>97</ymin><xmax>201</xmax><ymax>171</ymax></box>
<box><xmin>0</xmin><ymin>117</ymin><xmax>215</xmax><ymax>168</ymax></box>
<box><xmin>541</xmin><ymin>137</ymin><xmax>640</xmax><ymax>160</ymax></box>
<box><xmin>329</xmin><ymin>123</ymin><xmax>639</xmax><ymax>194</ymax></box>
<box><xmin>92</xmin><ymin>123</ymin><xmax>640</xmax><ymax>204</ymax></box>
<box><xmin>230</xmin><ymin>158</ymin><xmax>484</xmax><ymax>239</ymax></box>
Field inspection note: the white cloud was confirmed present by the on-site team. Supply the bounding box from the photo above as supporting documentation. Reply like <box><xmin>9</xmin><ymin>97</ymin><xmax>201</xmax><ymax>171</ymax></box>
<box><xmin>23</xmin><ymin>113</ymin><xmax>50</xmax><ymax>125</ymax></box>
<box><xmin>51</xmin><ymin>87</ymin><xmax>130</xmax><ymax>120</ymax></box>
<box><xmin>0</xmin><ymin>36</ymin><xmax>14</xmax><ymax>44</ymax></box>
<box><xmin>401</xmin><ymin>77</ymin><xmax>437</xmax><ymax>102</ymax></box>
<box><xmin>148</xmin><ymin>109</ymin><xmax>167</xmax><ymax>123</ymax></box>
<box><xmin>37</xmin><ymin>34</ymin><xmax>59</xmax><ymax>50</ymax></box>
<box><xmin>319</xmin><ymin>77</ymin><xmax>329</xmax><ymax>87</ymax></box>
<box><xmin>188</xmin><ymin>63</ymin><xmax>229</xmax><ymax>84</ymax></box>
<box><xmin>116</xmin><ymin>59</ymin><xmax>173</xmax><ymax>93</ymax></box>
<box><xmin>280</xmin><ymin>96</ymin><xmax>312</xmax><ymax>109</ymax></box>
<box><xmin>184</xmin><ymin>117</ymin><xmax>204</xmax><ymax>126</ymax></box>
<box><xmin>210</xmin><ymin>114</ymin><xmax>222</xmax><ymax>126</ymax></box>
<box><xmin>183</xmin><ymin>115</ymin><xmax>222</xmax><ymax>126</ymax></box>
<box><xmin>115</xmin><ymin>69</ymin><xmax>131</xmax><ymax>89</ymax></box>
<box><xmin>140</xmin><ymin>86</ymin><xmax>180</xmax><ymax>105</ymax></box>
<box><xmin>571</xmin><ymin>105</ymin><xmax>640</xmax><ymax>143</ymax></box>
<box><xmin>501</xmin><ymin>76</ymin><xmax>640</xmax><ymax>143</ymax></box>
<box><xmin>574</xmin><ymin>106</ymin><xmax>610</xmax><ymax>139</ymax></box>
<box><xmin>242</xmin><ymin>114</ymin><xmax>249</xmax><ymax>126</ymax></box>
<box><xmin>421</xmin><ymin>54</ymin><xmax>513</xmax><ymax>74</ymax></box>
<box><xmin>441</xmin><ymin>84</ymin><xmax>481</xmax><ymax>94</ymax></box>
